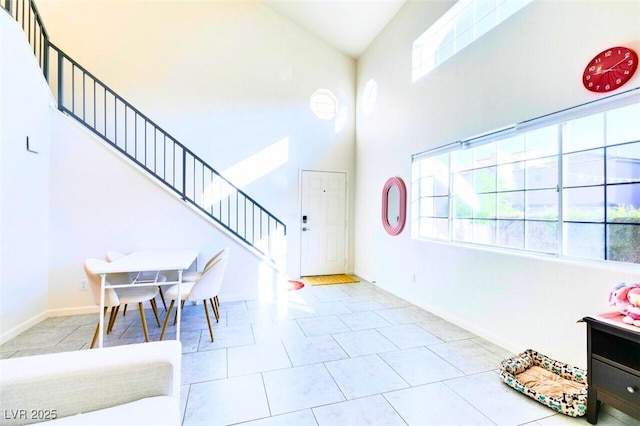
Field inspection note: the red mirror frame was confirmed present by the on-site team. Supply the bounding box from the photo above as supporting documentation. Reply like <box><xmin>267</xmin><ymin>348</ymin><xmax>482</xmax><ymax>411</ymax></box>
<box><xmin>381</xmin><ymin>177</ymin><xmax>407</xmax><ymax>236</ymax></box>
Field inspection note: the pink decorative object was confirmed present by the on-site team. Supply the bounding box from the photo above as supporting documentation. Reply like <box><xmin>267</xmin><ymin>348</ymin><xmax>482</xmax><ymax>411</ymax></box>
<box><xmin>381</xmin><ymin>177</ymin><xmax>406</xmax><ymax>236</ymax></box>
<box><xmin>609</xmin><ymin>282</ymin><xmax>640</xmax><ymax>327</ymax></box>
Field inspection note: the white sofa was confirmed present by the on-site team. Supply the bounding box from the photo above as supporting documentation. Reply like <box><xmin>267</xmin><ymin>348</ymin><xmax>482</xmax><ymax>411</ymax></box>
<box><xmin>0</xmin><ymin>341</ymin><xmax>181</xmax><ymax>425</ymax></box>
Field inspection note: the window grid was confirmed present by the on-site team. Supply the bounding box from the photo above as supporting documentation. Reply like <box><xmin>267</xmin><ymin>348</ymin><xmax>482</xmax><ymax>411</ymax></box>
<box><xmin>412</xmin><ymin>97</ymin><xmax>640</xmax><ymax>265</ymax></box>
<box><xmin>309</xmin><ymin>89</ymin><xmax>338</xmax><ymax>120</ymax></box>
<box><xmin>412</xmin><ymin>0</ymin><xmax>533</xmax><ymax>82</ymax></box>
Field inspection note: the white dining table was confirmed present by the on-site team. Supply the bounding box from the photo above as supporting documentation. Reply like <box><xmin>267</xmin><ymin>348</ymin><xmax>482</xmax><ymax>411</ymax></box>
<box><xmin>90</xmin><ymin>248</ymin><xmax>199</xmax><ymax>348</ymax></box>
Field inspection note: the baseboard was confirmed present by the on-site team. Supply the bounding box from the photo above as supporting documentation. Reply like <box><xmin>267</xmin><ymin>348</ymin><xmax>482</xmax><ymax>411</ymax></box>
<box><xmin>370</xmin><ymin>281</ymin><xmax>522</xmax><ymax>357</ymax></box>
<box><xmin>47</xmin><ymin>305</ymin><xmax>99</xmax><ymax>317</ymax></box>
<box><xmin>0</xmin><ymin>306</ymin><xmax>102</xmax><ymax>345</ymax></box>
<box><xmin>410</xmin><ymin>299</ymin><xmax>520</xmax><ymax>354</ymax></box>
<box><xmin>0</xmin><ymin>312</ymin><xmax>48</xmax><ymax>345</ymax></box>
<box><xmin>218</xmin><ymin>292</ymin><xmax>252</xmax><ymax>303</ymax></box>
<box><xmin>1</xmin><ymin>299</ymin><xmax>232</xmax><ymax>345</ymax></box>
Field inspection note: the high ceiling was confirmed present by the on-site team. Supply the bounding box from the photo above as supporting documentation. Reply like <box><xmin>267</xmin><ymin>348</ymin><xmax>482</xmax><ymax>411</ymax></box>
<box><xmin>261</xmin><ymin>0</ymin><xmax>408</xmax><ymax>59</ymax></box>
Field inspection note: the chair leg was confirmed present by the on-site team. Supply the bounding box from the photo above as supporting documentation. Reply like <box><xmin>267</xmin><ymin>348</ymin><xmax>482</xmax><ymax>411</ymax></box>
<box><xmin>214</xmin><ymin>295</ymin><xmax>219</xmax><ymax>309</ymax></box>
<box><xmin>173</xmin><ymin>300</ymin><xmax>186</xmax><ymax>326</ymax></box>
<box><xmin>90</xmin><ymin>324</ymin><xmax>99</xmax><ymax>349</ymax></box>
<box><xmin>90</xmin><ymin>307</ymin><xmax>109</xmax><ymax>349</ymax></box>
<box><xmin>122</xmin><ymin>304</ymin><xmax>128</xmax><ymax>316</ymax></box>
<box><xmin>107</xmin><ymin>306</ymin><xmax>119</xmax><ymax>334</ymax></box>
<box><xmin>159</xmin><ymin>300</ymin><xmax>175</xmax><ymax>341</ymax></box>
<box><xmin>210</xmin><ymin>298</ymin><xmax>219</xmax><ymax>322</ymax></box>
<box><xmin>138</xmin><ymin>302</ymin><xmax>150</xmax><ymax>342</ymax></box>
<box><xmin>158</xmin><ymin>287</ymin><xmax>167</xmax><ymax>311</ymax></box>
<box><xmin>203</xmin><ymin>299</ymin><xmax>215</xmax><ymax>342</ymax></box>
<box><xmin>150</xmin><ymin>299</ymin><xmax>161</xmax><ymax>327</ymax></box>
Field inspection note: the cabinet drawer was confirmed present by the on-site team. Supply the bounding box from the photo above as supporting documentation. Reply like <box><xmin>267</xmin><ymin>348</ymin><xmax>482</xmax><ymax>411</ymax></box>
<box><xmin>592</xmin><ymin>359</ymin><xmax>640</xmax><ymax>407</ymax></box>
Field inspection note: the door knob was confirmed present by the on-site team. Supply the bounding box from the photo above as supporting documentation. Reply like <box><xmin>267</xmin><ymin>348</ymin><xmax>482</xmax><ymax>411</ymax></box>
<box><xmin>302</xmin><ymin>227</ymin><xmax>311</xmax><ymax>231</ymax></box>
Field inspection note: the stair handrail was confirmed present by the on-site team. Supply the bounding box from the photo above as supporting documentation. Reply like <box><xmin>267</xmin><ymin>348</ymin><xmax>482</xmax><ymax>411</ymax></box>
<box><xmin>2</xmin><ymin>0</ymin><xmax>49</xmax><ymax>79</ymax></box>
<box><xmin>1</xmin><ymin>0</ymin><xmax>287</xmax><ymax>264</ymax></box>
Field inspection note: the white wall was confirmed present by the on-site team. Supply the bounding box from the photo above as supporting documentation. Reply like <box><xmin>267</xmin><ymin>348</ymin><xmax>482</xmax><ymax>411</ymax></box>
<box><xmin>36</xmin><ymin>0</ymin><xmax>357</xmax><ymax>279</ymax></box>
<box><xmin>48</xmin><ymin>114</ymin><xmax>286</xmax><ymax>313</ymax></box>
<box><xmin>10</xmin><ymin>0</ymin><xmax>639</xmax><ymax>366</ymax></box>
<box><xmin>0</xmin><ymin>12</ymin><xmax>53</xmax><ymax>341</ymax></box>
<box><xmin>0</xmin><ymin>0</ymin><xmax>356</xmax><ymax>336</ymax></box>
<box><xmin>355</xmin><ymin>0</ymin><xmax>640</xmax><ymax>367</ymax></box>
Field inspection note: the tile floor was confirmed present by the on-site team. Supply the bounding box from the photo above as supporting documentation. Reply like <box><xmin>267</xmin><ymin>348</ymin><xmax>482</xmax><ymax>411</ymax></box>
<box><xmin>1</xmin><ymin>279</ymin><xmax>639</xmax><ymax>426</ymax></box>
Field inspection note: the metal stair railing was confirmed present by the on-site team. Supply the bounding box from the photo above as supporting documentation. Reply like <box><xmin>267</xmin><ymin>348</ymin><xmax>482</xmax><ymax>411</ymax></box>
<box><xmin>1</xmin><ymin>0</ymin><xmax>48</xmax><ymax>78</ymax></box>
<box><xmin>1</xmin><ymin>0</ymin><xmax>287</xmax><ymax>265</ymax></box>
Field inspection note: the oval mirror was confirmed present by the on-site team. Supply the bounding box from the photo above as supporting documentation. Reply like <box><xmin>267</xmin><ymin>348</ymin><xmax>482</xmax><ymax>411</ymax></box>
<box><xmin>382</xmin><ymin>177</ymin><xmax>406</xmax><ymax>236</ymax></box>
<box><xmin>387</xmin><ymin>185</ymin><xmax>400</xmax><ymax>226</ymax></box>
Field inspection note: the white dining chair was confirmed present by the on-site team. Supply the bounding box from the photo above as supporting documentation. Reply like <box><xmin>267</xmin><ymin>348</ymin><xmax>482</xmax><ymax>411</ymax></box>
<box><xmin>181</xmin><ymin>247</ymin><xmax>226</xmax><ymax>281</ymax></box>
<box><xmin>84</xmin><ymin>258</ymin><xmax>162</xmax><ymax>348</ymax></box>
<box><xmin>159</xmin><ymin>248</ymin><xmax>229</xmax><ymax>342</ymax></box>
<box><xmin>106</xmin><ymin>250</ymin><xmax>168</xmax><ymax>312</ymax></box>
<box><xmin>105</xmin><ymin>250</ymin><xmax>125</xmax><ymax>262</ymax></box>
<box><xmin>181</xmin><ymin>247</ymin><xmax>227</xmax><ymax>311</ymax></box>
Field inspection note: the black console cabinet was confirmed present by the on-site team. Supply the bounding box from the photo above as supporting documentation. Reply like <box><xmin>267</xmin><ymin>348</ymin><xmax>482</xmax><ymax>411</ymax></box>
<box><xmin>583</xmin><ymin>316</ymin><xmax>640</xmax><ymax>424</ymax></box>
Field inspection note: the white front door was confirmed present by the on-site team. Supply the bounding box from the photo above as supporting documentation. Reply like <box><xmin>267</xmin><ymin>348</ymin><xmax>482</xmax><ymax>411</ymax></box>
<box><xmin>300</xmin><ymin>170</ymin><xmax>347</xmax><ymax>276</ymax></box>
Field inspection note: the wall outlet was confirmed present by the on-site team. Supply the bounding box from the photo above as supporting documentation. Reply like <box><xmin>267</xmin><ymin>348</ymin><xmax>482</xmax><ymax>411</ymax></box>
<box><xmin>80</xmin><ymin>279</ymin><xmax>88</xmax><ymax>291</ymax></box>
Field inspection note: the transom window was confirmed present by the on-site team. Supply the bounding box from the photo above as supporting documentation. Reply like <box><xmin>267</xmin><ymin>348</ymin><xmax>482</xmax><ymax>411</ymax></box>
<box><xmin>412</xmin><ymin>0</ymin><xmax>533</xmax><ymax>82</ymax></box>
<box><xmin>411</xmin><ymin>92</ymin><xmax>640</xmax><ymax>264</ymax></box>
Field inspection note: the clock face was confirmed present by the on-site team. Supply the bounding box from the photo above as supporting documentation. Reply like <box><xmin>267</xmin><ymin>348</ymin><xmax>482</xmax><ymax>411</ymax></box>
<box><xmin>582</xmin><ymin>47</ymin><xmax>638</xmax><ymax>93</ymax></box>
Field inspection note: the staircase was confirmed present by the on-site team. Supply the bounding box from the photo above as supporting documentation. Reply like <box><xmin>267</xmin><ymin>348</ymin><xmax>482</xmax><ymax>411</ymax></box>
<box><xmin>1</xmin><ymin>0</ymin><xmax>287</xmax><ymax>265</ymax></box>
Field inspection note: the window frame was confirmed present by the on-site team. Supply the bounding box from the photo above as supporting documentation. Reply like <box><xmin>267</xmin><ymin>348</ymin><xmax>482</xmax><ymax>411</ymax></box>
<box><xmin>411</xmin><ymin>89</ymin><xmax>640</xmax><ymax>265</ymax></box>
<box><xmin>412</xmin><ymin>0</ymin><xmax>534</xmax><ymax>82</ymax></box>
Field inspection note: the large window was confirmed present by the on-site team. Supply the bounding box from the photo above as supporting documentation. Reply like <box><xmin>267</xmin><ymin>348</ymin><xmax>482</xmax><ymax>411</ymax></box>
<box><xmin>411</xmin><ymin>94</ymin><xmax>640</xmax><ymax>264</ymax></box>
<box><xmin>412</xmin><ymin>0</ymin><xmax>533</xmax><ymax>82</ymax></box>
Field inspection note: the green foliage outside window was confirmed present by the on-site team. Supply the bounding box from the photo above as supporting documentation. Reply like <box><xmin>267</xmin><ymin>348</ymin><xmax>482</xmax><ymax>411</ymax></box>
<box><xmin>413</xmin><ymin>98</ymin><xmax>639</xmax><ymax>264</ymax></box>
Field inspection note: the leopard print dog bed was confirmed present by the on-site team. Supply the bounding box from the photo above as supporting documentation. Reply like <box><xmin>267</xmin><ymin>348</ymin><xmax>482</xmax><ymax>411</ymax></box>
<box><xmin>499</xmin><ymin>349</ymin><xmax>588</xmax><ymax>417</ymax></box>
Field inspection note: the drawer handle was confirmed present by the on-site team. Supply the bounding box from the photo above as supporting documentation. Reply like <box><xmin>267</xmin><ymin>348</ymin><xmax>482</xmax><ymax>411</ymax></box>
<box><xmin>628</xmin><ymin>386</ymin><xmax>637</xmax><ymax>394</ymax></box>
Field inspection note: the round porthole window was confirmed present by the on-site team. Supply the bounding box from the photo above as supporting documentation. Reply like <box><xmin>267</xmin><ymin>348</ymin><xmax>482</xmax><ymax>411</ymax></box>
<box><xmin>310</xmin><ymin>89</ymin><xmax>339</xmax><ymax>120</ymax></box>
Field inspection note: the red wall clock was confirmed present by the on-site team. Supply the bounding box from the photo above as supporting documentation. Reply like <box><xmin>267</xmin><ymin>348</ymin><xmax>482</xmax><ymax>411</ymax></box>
<box><xmin>582</xmin><ymin>46</ymin><xmax>638</xmax><ymax>93</ymax></box>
